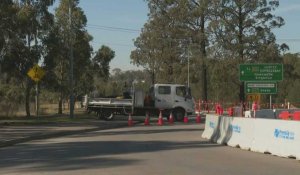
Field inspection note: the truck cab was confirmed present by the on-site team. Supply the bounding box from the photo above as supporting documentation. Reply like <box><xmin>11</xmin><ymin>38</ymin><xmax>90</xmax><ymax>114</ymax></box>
<box><xmin>148</xmin><ymin>84</ymin><xmax>195</xmax><ymax>121</ymax></box>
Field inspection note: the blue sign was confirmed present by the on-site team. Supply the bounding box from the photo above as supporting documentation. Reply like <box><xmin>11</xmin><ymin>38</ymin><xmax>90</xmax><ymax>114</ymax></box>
<box><xmin>274</xmin><ymin>129</ymin><xmax>295</xmax><ymax>140</ymax></box>
<box><xmin>230</xmin><ymin>124</ymin><xmax>241</xmax><ymax>133</ymax></box>
<box><xmin>209</xmin><ymin>122</ymin><xmax>215</xmax><ymax>129</ymax></box>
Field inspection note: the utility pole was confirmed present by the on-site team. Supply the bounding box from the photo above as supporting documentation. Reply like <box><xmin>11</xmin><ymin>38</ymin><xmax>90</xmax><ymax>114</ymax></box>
<box><xmin>35</xmin><ymin>82</ymin><xmax>39</xmax><ymax>117</ymax></box>
<box><xmin>69</xmin><ymin>0</ymin><xmax>74</xmax><ymax>118</ymax></box>
<box><xmin>187</xmin><ymin>48</ymin><xmax>190</xmax><ymax>88</ymax></box>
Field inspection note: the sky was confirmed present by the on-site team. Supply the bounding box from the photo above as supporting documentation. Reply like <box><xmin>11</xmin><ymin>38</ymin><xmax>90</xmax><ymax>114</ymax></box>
<box><xmin>52</xmin><ymin>0</ymin><xmax>300</xmax><ymax>71</ymax></box>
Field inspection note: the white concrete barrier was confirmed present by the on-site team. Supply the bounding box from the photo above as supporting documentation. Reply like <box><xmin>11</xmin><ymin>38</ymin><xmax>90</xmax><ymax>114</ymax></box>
<box><xmin>216</xmin><ymin>116</ymin><xmax>232</xmax><ymax>144</ymax></box>
<box><xmin>202</xmin><ymin>114</ymin><xmax>220</xmax><ymax>141</ymax></box>
<box><xmin>227</xmin><ymin>117</ymin><xmax>254</xmax><ymax>150</ymax></box>
<box><xmin>202</xmin><ymin>115</ymin><xmax>300</xmax><ymax>160</ymax></box>
<box><xmin>245</xmin><ymin>111</ymin><xmax>252</xmax><ymax>118</ymax></box>
<box><xmin>251</xmin><ymin>119</ymin><xmax>300</xmax><ymax>159</ymax></box>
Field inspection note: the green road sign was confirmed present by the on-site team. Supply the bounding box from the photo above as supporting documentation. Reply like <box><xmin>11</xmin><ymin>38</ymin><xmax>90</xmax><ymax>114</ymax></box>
<box><xmin>240</xmin><ymin>64</ymin><xmax>283</xmax><ymax>81</ymax></box>
<box><xmin>245</xmin><ymin>82</ymin><xmax>277</xmax><ymax>94</ymax></box>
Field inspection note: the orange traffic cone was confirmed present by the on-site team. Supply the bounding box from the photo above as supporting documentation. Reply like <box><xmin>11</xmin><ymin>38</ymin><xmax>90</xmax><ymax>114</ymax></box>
<box><xmin>183</xmin><ymin>112</ymin><xmax>189</xmax><ymax>123</ymax></box>
<box><xmin>128</xmin><ymin>113</ymin><xmax>133</xmax><ymax>126</ymax></box>
<box><xmin>168</xmin><ymin>112</ymin><xmax>174</xmax><ymax>124</ymax></box>
<box><xmin>196</xmin><ymin>113</ymin><xmax>201</xmax><ymax>123</ymax></box>
<box><xmin>157</xmin><ymin>110</ymin><xmax>164</xmax><ymax>126</ymax></box>
<box><xmin>144</xmin><ymin>112</ymin><xmax>150</xmax><ymax>126</ymax></box>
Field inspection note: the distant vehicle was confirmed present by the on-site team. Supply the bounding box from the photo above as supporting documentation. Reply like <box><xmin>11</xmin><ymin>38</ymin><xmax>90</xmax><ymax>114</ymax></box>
<box><xmin>83</xmin><ymin>84</ymin><xmax>195</xmax><ymax>121</ymax></box>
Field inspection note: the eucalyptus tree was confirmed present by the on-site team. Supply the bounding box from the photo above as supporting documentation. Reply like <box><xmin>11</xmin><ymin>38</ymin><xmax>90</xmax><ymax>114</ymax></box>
<box><xmin>131</xmin><ymin>0</ymin><xmax>191</xmax><ymax>84</ymax></box>
<box><xmin>130</xmin><ymin>21</ymin><xmax>161</xmax><ymax>84</ymax></box>
<box><xmin>170</xmin><ymin>0</ymin><xmax>211</xmax><ymax>100</ymax></box>
<box><xmin>209</xmin><ymin>0</ymin><xmax>285</xmax><ymax>102</ymax></box>
<box><xmin>0</xmin><ymin>0</ymin><xmax>55</xmax><ymax>117</ymax></box>
<box><xmin>0</xmin><ymin>0</ymin><xmax>23</xmax><ymax>116</ymax></box>
<box><xmin>0</xmin><ymin>0</ymin><xmax>18</xmax><ymax>77</ymax></box>
<box><xmin>0</xmin><ymin>0</ymin><xmax>17</xmax><ymax>58</ymax></box>
<box><xmin>42</xmin><ymin>25</ymin><xmax>66</xmax><ymax>114</ymax></box>
<box><xmin>278</xmin><ymin>53</ymin><xmax>300</xmax><ymax>104</ymax></box>
<box><xmin>92</xmin><ymin>45</ymin><xmax>115</xmax><ymax>81</ymax></box>
<box><xmin>131</xmin><ymin>20</ymin><xmax>174</xmax><ymax>84</ymax></box>
<box><xmin>49</xmin><ymin>0</ymin><xmax>93</xmax><ymax>114</ymax></box>
<box><xmin>131</xmin><ymin>0</ymin><xmax>211</xmax><ymax>99</ymax></box>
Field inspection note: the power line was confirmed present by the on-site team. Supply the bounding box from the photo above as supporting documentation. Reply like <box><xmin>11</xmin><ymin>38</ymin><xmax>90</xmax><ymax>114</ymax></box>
<box><xmin>86</xmin><ymin>24</ymin><xmax>300</xmax><ymax>43</ymax></box>
<box><xmin>91</xmin><ymin>41</ymin><xmax>133</xmax><ymax>47</ymax></box>
<box><xmin>87</xmin><ymin>24</ymin><xmax>141</xmax><ymax>33</ymax></box>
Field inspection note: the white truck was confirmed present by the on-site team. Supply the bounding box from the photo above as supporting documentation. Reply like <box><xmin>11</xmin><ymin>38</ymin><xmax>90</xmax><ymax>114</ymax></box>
<box><xmin>83</xmin><ymin>84</ymin><xmax>195</xmax><ymax>121</ymax></box>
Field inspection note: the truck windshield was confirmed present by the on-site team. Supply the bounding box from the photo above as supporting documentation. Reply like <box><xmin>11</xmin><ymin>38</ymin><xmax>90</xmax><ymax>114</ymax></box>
<box><xmin>176</xmin><ymin>86</ymin><xmax>192</xmax><ymax>99</ymax></box>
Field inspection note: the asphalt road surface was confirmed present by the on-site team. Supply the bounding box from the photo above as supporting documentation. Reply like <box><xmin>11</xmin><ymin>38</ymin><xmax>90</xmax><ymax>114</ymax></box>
<box><xmin>0</xmin><ymin>123</ymin><xmax>299</xmax><ymax>175</ymax></box>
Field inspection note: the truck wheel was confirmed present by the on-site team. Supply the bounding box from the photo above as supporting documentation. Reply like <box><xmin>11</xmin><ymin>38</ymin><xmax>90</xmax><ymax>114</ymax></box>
<box><xmin>104</xmin><ymin>113</ymin><xmax>114</xmax><ymax>121</ymax></box>
<box><xmin>102</xmin><ymin>110</ymin><xmax>114</xmax><ymax>121</ymax></box>
<box><xmin>173</xmin><ymin>108</ymin><xmax>185</xmax><ymax>121</ymax></box>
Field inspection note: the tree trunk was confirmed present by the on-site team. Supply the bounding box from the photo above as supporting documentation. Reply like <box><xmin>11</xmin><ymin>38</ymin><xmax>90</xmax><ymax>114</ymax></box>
<box><xmin>25</xmin><ymin>79</ymin><xmax>32</xmax><ymax>117</ymax></box>
<box><xmin>202</xmin><ymin>65</ymin><xmax>208</xmax><ymax>101</ymax></box>
<box><xmin>151</xmin><ymin>70</ymin><xmax>155</xmax><ymax>85</ymax></box>
<box><xmin>238</xmin><ymin>6</ymin><xmax>245</xmax><ymax>103</ymax></box>
<box><xmin>25</xmin><ymin>32</ymin><xmax>32</xmax><ymax>118</ymax></box>
<box><xmin>58</xmin><ymin>93</ymin><xmax>63</xmax><ymax>114</ymax></box>
<box><xmin>200</xmin><ymin>14</ymin><xmax>208</xmax><ymax>101</ymax></box>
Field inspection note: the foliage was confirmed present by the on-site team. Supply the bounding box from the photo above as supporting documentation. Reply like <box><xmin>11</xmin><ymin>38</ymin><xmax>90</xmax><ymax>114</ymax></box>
<box><xmin>277</xmin><ymin>53</ymin><xmax>300</xmax><ymax>104</ymax></box>
<box><xmin>131</xmin><ymin>0</ymin><xmax>290</xmax><ymax>104</ymax></box>
<box><xmin>0</xmin><ymin>83</ymin><xmax>25</xmax><ymax>117</ymax></box>
<box><xmin>92</xmin><ymin>45</ymin><xmax>115</xmax><ymax>80</ymax></box>
<box><xmin>0</xmin><ymin>0</ymin><xmax>299</xmax><ymax>117</ymax></box>
<box><xmin>0</xmin><ymin>0</ymin><xmax>114</xmax><ymax>117</ymax></box>
<box><xmin>92</xmin><ymin>69</ymin><xmax>151</xmax><ymax>97</ymax></box>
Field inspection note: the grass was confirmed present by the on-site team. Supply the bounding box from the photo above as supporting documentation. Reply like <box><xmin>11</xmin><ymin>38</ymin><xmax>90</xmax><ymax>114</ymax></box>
<box><xmin>0</xmin><ymin>108</ymin><xmax>98</xmax><ymax>126</ymax></box>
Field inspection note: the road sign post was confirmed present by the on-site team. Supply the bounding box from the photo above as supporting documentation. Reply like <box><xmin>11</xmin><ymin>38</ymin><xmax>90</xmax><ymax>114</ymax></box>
<box><xmin>27</xmin><ymin>64</ymin><xmax>45</xmax><ymax>117</ymax></box>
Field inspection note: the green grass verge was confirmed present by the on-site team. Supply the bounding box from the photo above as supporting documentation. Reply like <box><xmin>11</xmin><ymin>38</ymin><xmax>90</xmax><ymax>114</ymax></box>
<box><xmin>0</xmin><ymin>111</ymin><xmax>98</xmax><ymax>126</ymax></box>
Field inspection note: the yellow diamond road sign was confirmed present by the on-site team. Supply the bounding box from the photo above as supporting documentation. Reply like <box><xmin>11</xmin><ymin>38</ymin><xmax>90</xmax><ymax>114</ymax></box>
<box><xmin>246</xmin><ymin>94</ymin><xmax>261</xmax><ymax>102</ymax></box>
<box><xmin>27</xmin><ymin>64</ymin><xmax>45</xmax><ymax>82</ymax></box>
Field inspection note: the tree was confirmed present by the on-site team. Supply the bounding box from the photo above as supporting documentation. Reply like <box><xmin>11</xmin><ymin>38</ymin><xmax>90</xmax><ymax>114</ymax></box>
<box><xmin>0</xmin><ymin>0</ymin><xmax>17</xmax><ymax>58</ymax></box>
<box><xmin>92</xmin><ymin>45</ymin><xmax>115</xmax><ymax>80</ymax></box>
<box><xmin>209</xmin><ymin>0</ymin><xmax>285</xmax><ymax>102</ymax></box>
<box><xmin>43</xmin><ymin>0</ymin><xmax>93</xmax><ymax>114</ymax></box>
<box><xmin>278</xmin><ymin>53</ymin><xmax>300</xmax><ymax>106</ymax></box>
<box><xmin>0</xmin><ymin>0</ymin><xmax>55</xmax><ymax>117</ymax></box>
<box><xmin>131</xmin><ymin>0</ymin><xmax>190</xmax><ymax>84</ymax></box>
<box><xmin>131</xmin><ymin>0</ymin><xmax>211</xmax><ymax>99</ymax></box>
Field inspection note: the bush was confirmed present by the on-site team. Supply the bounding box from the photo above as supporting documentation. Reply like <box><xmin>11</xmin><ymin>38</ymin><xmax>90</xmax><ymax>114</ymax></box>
<box><xmin>0</xmin><ymin>85</ymin><xmax>24</xmax><ymax>117</ymax></box>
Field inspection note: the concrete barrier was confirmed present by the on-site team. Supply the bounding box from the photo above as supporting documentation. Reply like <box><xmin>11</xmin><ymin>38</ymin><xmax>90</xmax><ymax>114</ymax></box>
<box><xmin>216</xmin><ymin>116</ymin><xmax>232</xmax><ymax>144</ymax></box>
<box><xmin>202</xmin><ymin>114</ymin><xmax>220</xmax><ymax>141</ymax></box>
<box><xmin>251</xmin><ymin>119</ymin><xmax>300</xmax><ymax>159</ymax></box>
<box><xmin>227</xmin><ymin>117</ymin><xmax>255</xmax><ymax>150</ymax></box>
<box><xmin>202</xmin><ymin>115</ymin><xmax>300</xmax><ymax>160</ymax></box>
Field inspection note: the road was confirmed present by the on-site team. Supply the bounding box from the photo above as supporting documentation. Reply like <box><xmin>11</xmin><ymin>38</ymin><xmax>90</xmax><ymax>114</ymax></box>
<box><xmin>0</xmin><ymin>122</ymin><xmax>299</xmax><ymax>175</ymax></box>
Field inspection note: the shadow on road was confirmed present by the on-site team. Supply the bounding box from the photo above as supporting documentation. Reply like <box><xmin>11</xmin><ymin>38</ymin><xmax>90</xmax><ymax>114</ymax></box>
<box><xmin>0</xmin><ymin>130</ymin><xmax>220</xmax><ymax>173</ymax></box>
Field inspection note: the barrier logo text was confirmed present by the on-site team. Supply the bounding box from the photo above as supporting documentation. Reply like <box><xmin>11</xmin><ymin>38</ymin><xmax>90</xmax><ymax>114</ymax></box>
<box><xmin>209</xmin><ymin>122</ymin><xmax>215</xmax><ymax>129</ymax></box>
<box><xmin>274</xmin><ymin>129</ymin><xmax>295</xmax><ymax>140</ymax></box>
<box><xmin>230</xmin><ymin>124</ymin><xmax>241</xmax><ymax>133</ymax></box>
